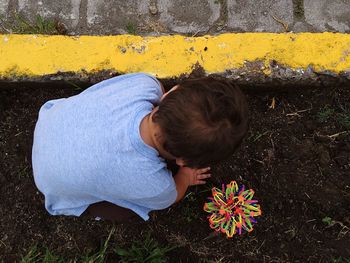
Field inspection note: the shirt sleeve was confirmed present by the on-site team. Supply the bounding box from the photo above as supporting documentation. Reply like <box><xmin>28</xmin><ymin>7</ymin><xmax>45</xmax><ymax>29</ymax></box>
<box><xmin>79</xmin><ymin>73</ymin><xmax>164</xmax><ymax>103</ymax></box>
<box><xmin>131</xmin><ymin>169</ymin><xmax>177</xmax><ymax>210</ymax></box>
<box><xmin>133</xmin><ymin>183</ymin><xmax>177</xmax><ymax>210</ymax></box>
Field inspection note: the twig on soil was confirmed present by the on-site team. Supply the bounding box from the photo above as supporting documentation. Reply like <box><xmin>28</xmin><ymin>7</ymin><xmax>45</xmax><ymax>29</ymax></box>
<box><xmin>325</xmin><ymin>219</ymin><xmax>350</xmax><ymax>238</ymax></box>
<box><xmin>270</xmin><ymin>138</ymin><xmax>275</xmax><ymax>152</ymax></box>
<box><xmin>306</xmin><ymin>219</ymin><xmax>316</xmax><ymax>223</ymax></box>
<box><xmin>316</xmin><ymin>164</ymin><xmax>324</xmax><ymax>177</ymax></box>
<box><xmin>252</xmin><ymin>158</ymin><xmax>264</xmax><ymax>165</ymax></box>
<box><xmin>0</xmin><ymin>239</ymin><xmax>7</xmax><ymax>248</ymax></box>
<box><xmin>286</xmin><ymin>107</ymin><xmax>312</xmax><ymax>117</ymax></box>
<box><xmin>14</xmin><ymin>131</ymin><xmax>23</xmax><ymax>137</ymax></box>
<box><xmin>328</xmin><ymin>131</ymin><xmax>348</xmax><ymax>138</ymax></box>
<box><xmin>269</xmin><ymin>97</ymin><xmax>276</xmax><ymax>109</ymax></box>
<box><xmin>255</xmin><ymin>239</ymin><xmax>266</xmax><ymax>253</ymax></box>
<box><xmin>304</xmin><ymin>192</ymin><xmax>311</xmax><ymax>199</ymax></box>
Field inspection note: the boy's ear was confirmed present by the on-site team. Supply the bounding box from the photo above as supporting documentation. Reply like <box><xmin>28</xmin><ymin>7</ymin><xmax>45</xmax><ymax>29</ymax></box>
<box><xmin>175</xmin><ymin>158</ymin><xmax>186</xmax><ymax>167</ymax></box>
<box><xmin>161</xmin><ymin>85</ymin><xmax>179</xmax><ymax>101</ymax></box>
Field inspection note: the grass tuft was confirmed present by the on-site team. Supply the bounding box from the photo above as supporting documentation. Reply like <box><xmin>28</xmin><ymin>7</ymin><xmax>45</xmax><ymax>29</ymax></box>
<box><xmin>115</xmin><ymin>233</ymin><xmax>176</xmax><ymax>263</ymax></box>
<box><xmin>0</xmin><ymin>14</ymin><xmax>61</xmax><ymax>34</ymax></box>
<box><xmin>126</xmin><ymin>21</ymin><xmax>137</xmax><ymax>35</ymax></box>
<box><xmin>317</xmin><ymin>106</ymin><xmax>335</xmax><ymax>123</ymax></box>
<box><xmin>20</xmin><ymin>245</ymin><xmax>64</xmax><ymax>263</ymax></box>
<box><xmin>81</xmin><ymin>227</ymin><xmax>115</xmax><ymax>263</ymax></box>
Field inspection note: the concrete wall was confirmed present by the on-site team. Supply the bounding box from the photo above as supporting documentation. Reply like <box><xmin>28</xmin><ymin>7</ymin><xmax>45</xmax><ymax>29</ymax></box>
<box><xmin>0</xmin><ymin>0</ymin><xmax>350</xmax><ymax>35</ymax></box>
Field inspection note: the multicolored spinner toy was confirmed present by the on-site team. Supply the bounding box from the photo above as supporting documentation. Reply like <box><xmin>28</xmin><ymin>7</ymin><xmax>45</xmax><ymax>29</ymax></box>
<box><xmin>203</xmin><ymin>181</ymin><xmax>261</xmax><ymax>237</ymax></box>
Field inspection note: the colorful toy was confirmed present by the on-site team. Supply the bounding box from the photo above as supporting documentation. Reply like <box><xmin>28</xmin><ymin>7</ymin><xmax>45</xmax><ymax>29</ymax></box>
<box><xmin>203</xmin><ymin>181</ymin><xmax>261</xmax><ymax>237</ymax></box>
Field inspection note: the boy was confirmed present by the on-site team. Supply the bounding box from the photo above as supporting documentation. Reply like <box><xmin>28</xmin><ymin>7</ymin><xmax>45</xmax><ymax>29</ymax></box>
<box><xmin>32</xmin><ymin>73</ymin><xmax>248</xmax><ymax>222</ymax></box>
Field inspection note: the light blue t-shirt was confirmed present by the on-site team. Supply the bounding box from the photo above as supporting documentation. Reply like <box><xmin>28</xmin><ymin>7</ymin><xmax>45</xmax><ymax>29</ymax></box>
<box><xmin>32</xmin><ymin>73</ymin><xmax>177</xmax><ymax>220</ymax></box>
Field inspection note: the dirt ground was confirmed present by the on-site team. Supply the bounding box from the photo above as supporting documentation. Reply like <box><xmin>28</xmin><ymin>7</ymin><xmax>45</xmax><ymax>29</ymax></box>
<box><xmin>0</xmin><ymin>82</ymin><xmax>349</xmax><ymax>262</ymax></box>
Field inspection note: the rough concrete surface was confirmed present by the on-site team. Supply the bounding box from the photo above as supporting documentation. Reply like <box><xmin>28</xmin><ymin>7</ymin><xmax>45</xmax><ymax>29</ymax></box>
<box><xmin>304</xmin><ymin>0</ymin><xmax>350</xmax><ymax>32</ymax></box>
<box><xmin>86</xmin><ymin>0</ymin><xmax>150</xmax><ymax>35</ymax></box>
<box><xmin>227</xmin><ymin>0</ymin><xmax>294</xmax><ymax>32</ymax></box>
<box><xmin>1</xmin><ymin>0</ymin><xmax>350</xmax><ymax>35</ymax></box>
<box><xmin>158</xmin><ymin>0</ymin><xmax>220</xmax><ymax>34</ymax></box>
<box><xmin>0</xmin><ymin>0</ymin><xmax>7</xmax><ymax>17</ymax></box>
<box><xmin>16</xmin><ymin>0</ymin><xmax>80</xmax><ymax>32</ymax></box>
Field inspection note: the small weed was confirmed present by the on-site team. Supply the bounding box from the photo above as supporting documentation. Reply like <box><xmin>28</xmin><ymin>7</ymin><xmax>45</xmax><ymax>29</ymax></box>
<box><xmin>1</xmin><ymin>14</ymin><xmax>59</xmax><ymax>34</ymax></box>
<box><xmin>316</xmin><ymin>103</ymin><xmax>350</xmax><ymax>130</ymax></box>
<box><xmin>21</xmin><ymin>245</ymin><xmax>64</xmax><ymax>263</ymax></box>
<box><xmin>322</xmin><ymin>216</ymin><xmax>334</xmax><ymax>226</ymax></box>
<box><xmin>18</xmin><ymin>165</ymin><xmax>31</xmax><ymax>178</ymax></box>
<box><xmin>126</xmin><ymin>21</ymin><xmax>137</xmax><ymax>35</ymax></box>
<box><xmin>65</xmin><ymin>80</ymin><xmax>85</xmax><ymax>92</ymax></box>
<box><xmin>81</xmin><ymin>227</ymin><xmax>115</xmax><ymax>263</ymax></box>
<box><xmin>317</xmin><ymin>106</ymin><xmax>335</xmax><ymax>123</ymax></box>
<box><xmin>115</xmin><ymin>233</ymin><xmax>176</xmax><ymax>263</ymax></box>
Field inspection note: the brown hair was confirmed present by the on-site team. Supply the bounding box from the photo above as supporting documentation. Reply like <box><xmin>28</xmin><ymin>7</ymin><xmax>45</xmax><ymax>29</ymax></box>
<box><xmin>153</xmin><ymin>77</ymin><xmax>249</xmax><ymax>168</ymax></box>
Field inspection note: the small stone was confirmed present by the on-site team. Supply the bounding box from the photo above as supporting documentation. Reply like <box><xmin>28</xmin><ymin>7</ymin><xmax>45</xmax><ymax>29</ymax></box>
<box><xmin>263</xmin><ymin>11</ymin><xmax>268</xmax><ymax>16</ymax></box>
<box><xmin>149</xmin><ymin>4</ymin><xmax>158</xmax><ymax>15</ymax></box>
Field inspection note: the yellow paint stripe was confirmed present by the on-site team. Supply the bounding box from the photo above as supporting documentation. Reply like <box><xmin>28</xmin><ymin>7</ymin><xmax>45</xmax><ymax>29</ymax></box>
<box><xmin>1</xmin><ymin>33</ymin><xmax>350</xmax><ymax>78</ymax></box>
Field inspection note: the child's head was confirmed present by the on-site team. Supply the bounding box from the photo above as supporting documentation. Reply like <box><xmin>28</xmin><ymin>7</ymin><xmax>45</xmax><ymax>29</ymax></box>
<box><xmin>152</xmin><ymin>77</ymin><xmax>249</xmax><ymax>168</ymax></box>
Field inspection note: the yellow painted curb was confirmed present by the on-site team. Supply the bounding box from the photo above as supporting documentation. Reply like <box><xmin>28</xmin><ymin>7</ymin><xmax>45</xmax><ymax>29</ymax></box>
<box><xmin>1</xmin><ymin>33</ymin><xmax>350</xmax><ymax>79</ymax></box>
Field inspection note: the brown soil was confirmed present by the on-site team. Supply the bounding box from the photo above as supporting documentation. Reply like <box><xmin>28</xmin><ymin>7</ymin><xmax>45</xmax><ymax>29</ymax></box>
<box><xmin>0</xmin><ymin>82</ymin><xmax>349</xmax><ymax>262</ymax></box>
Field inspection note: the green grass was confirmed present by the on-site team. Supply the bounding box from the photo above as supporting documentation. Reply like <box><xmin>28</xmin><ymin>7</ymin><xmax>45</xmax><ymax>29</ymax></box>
<box><xmin>81</xmin><ymin>227</ymin><xmax>115</xmax><ymax>263</ymax></box>
<box><xmin>0</xmin><ymin>14</ymin><xmax>59</xmax><ymax>34</ymax></box>
<box><xmin>126</xmin><ymin>21</ymin><xmax>137</xmax><ymax>35</ymax></box>
<box><xmin>21</xmin><ymin>228</ymin><xmax>176</xmax><ymax>263</ymax></box>
<box><xmin>247</xmin><ymin>131</ymin><xmax>269</xmax><ymax>142</ymax></box>
<box><xmin>65</xmin><ymin>80</ymin><xmax>85</xmax><ymax>92</ymax></box>
<box><xmin>322</xmin><ymin>216</ymin><xmax>334</xmax><ymax>226</ymax></box>
<box><xmin>316</xmin><ymin>104</ymin><xmax>350</xmax><ymax>130</ymax></box>
<box><xmin>317</xmin><ymin>106</ymin><xmax>335</xmax><ymax>123</ymax></box>
<box><xmin>115</xmin><ymin>233</ymin><xmax>176</xmax><ymax>263</ymax></box>
<box><xmin>20</xmin><ymin>245</ymin><xmax>64</xmax><ymax>263</ymax></box>
<box><xmin>21</xmin><ymin>228</ymin><xmax>116</xmax><ymax>263</ymax></box>
<box><xmin>17</xmin><ymin>165</ymin><xmax>31</xmax><ymax>178</ymax></box>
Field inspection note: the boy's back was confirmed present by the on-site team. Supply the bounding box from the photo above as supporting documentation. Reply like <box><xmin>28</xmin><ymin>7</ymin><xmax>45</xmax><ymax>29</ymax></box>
<box><xmin>32</xmin><ymin>73</ymin><xmax>177</xmax><ymax>220</ymax></box>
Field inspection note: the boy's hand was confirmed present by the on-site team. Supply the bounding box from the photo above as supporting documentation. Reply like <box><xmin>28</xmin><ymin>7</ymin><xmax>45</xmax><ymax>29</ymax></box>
<box><xmin>178</xmin><ymin>166</ymin><xmax>211</xmax><ymax>186</ymax></box>
<box><xmin>174</xmin><ymin>166</ymin><xmax>211</xmax><ymax>202</ymax></box>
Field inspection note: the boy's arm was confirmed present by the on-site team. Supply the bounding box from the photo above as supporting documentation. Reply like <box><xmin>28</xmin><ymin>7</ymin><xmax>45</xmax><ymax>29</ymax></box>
<box><xmin>174</xmin><ymin>166</ymin><xmax>211</xmax><ymax>203</ymax></box>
